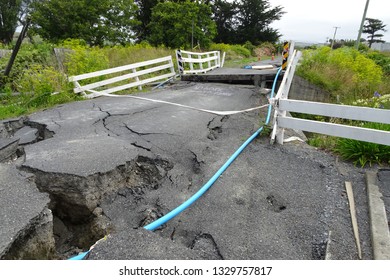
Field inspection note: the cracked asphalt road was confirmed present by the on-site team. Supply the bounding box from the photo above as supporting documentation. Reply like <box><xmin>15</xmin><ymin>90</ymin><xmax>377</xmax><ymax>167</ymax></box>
<box><xmin>2</xmin><ymin>81</ymin><xmax>373</xmax><ymax>259</ymax></box>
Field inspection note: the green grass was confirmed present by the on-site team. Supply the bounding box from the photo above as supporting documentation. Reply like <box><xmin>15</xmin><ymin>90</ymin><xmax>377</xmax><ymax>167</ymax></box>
<box><xmin>334</xmin><ymin>122</ymin><xmax>390</xmax><ymax>167</ymax></box>
<box><xmin>0</xmin><ymin>91</ymin><xmax>82</xmax><ymax>120</ymax></box>
<box><xmin>307</xmin><ymin>134</ymin><xmax>338</xmax><ymax>152</ymax></box>
<box><xmin>307</xmin><ymin>125</ymin><xmax>390</xmax><ymax>168</ymax></box>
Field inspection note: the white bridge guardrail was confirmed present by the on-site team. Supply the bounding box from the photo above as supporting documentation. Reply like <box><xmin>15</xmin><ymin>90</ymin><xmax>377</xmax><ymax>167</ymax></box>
<box><xmin>176</xmin><ymin>50</ymin><xmax>223</xmax><ymax>75</ymax></box>
<box><xmin>271</xmin><ymin>50</ymin><xmax>390</xmax><ymax>146</ymax></box>
<box><xmin>68</xmin><ymin>56</ymin><xmax>176</xmax><ymax>99</ymax></box>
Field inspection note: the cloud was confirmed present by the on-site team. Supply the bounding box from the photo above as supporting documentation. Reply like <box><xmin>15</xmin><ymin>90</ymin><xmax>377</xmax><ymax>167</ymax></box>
<box><xmin>270</xmin><ymin>0</ymin><xmax>390</xmax><ymax>42</ymax></box>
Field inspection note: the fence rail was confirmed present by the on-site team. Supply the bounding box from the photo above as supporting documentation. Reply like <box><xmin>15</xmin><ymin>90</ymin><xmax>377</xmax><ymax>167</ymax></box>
<box><xmin>68</xmin><ymin>56</ymin><xmax>175</xmax><ymax>98</ymax></box>
<box><xmin>176</xmin><ymin>50</ymin><xmax>221</xmax><ymax>75</ymax></box>
<box><xmin>278</xmin><ymin>116</ymin><xmax>390</xmax><ymax>146</ymax></box>
<box><xmin>279</xmin><ymin>99</ymin><xmax>390</xmax><ymax>125</ymax></box>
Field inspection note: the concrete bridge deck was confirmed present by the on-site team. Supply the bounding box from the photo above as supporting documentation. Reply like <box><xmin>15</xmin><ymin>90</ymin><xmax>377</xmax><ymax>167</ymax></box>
<box><xmin>181</xmin><ymin>59</ymin><xmax>283</xmax><ymax>87</ymax></box>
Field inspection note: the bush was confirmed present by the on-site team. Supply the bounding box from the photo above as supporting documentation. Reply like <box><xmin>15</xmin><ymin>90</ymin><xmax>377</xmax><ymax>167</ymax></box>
<box><xmin>62</xmin><ymin>40</ymin><xmax>109</xmax><ymax>76</ymax></box>
<box><xmin>230</xmin><ymin>45</ymin><xmax>251</xmax><ymax>58</ymax></box>
<box><xmin>297</xmin><ymin>46</ymin><xmax>383</xmax><ymax>102</ymax></box>
<box><xmin>209</xmin><ymin>43</ymin><xmax>231</xmax><ymax>53</ymax></box>
<box><xmin>17</xmin><ymin>64</ymin><xmax>68</xmax><ymax>95</ymax></box>
<box><xmin>243</xmin><ymin>41</ymin><xmax>256</xmax><ymax>56</ymax></box>
<box><xmin>366</xmin><ymin>51</ymin><xmax>390</xmax><ymax>75</ymax></box>
<box><xmin>209</xmin><ymin>43</ymin><xmax>253</xmax><ymax>61</ymax></box>
<box><xmin>0</xmin><ymin>42</ymin><xmax>57</xmax><ymax>90</ymax></box>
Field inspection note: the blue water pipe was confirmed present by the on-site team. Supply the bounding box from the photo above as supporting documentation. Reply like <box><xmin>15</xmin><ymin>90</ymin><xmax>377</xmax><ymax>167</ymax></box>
<box><xmin>69</xmin><ymin>251</ymin><xmax>89</xmax><ymax>260</ymax></box>
<box><xmin>69</xmin><ymin>67</ymin><xmax>282</xmax><ymax>259</ymax></box>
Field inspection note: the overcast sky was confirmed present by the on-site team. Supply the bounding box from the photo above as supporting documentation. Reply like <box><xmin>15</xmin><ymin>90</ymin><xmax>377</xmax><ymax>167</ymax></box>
<box><xmin>269</xmin><ymin>0</ymin><xmax>390</xmax><ymax>43</ymax></box>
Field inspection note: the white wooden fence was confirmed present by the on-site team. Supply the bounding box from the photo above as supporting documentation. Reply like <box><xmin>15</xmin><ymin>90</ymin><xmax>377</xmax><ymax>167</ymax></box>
<box><xmin>68</xmin><ymin>56</ymin><xmax>175</xmax><ymax>99</ymax></box>
<box><xmin>176</xmin><ymin>50</ymin><xmax>222</xmax><ymax>75</ymax></box>
<box><xmin>271</xmin><ymin>50</ymin><xmax>390</xmax><ymax>146</ymax></box>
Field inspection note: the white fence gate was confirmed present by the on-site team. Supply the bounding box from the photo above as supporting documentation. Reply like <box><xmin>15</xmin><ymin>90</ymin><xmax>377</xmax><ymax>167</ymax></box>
<box><xmin>271</xmin><ymin>50</ymin><xmax>390</xmax><ymax>146</ymax></box>
<box><xmin>176</xmin><ymin>50</ymin><xmax>223</xmax><ymax>75</ymax></box>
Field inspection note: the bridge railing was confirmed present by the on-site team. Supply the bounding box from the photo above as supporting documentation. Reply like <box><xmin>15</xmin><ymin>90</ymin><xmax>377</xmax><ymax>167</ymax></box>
<box><xmin>271</xmin><ymin>50</ymin><xmax>390</xmax><ymax>146</ymax></box>
<box><xmin>68</xmin><ymin>56</ymin><xmax>176</xmax><ymax>98</ymax></box>
<box><xmin>176</xmin><ymin>50</ymin><xmax>221</xmax><ymax>75</ymax></box>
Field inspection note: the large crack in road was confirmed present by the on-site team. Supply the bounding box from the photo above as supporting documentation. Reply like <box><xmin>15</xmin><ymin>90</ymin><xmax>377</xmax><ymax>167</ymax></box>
<box><xmin>0</xmin><ymin>82</ymin><xmax>374</xmax><ymax>260</ymax></box>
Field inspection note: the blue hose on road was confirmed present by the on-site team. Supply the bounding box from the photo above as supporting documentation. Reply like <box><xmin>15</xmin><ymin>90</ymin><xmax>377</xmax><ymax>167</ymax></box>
<box><xmin>266</xmin><ymin>67</ymin><xmax>283</xmax><ymax>125</ymax></box>
<box><xmin>68</xmin><ymin>251</ymin><xmax>90</xmax><ymax>260</ymax></box>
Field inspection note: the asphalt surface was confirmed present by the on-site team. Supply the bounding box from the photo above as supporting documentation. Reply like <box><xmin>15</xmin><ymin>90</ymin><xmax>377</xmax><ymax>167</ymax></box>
<box><xmin>0</xmin><ymin>81</ymin><xmax>377</xmax><ymax>259</ymax></box>
<box><xmin>0</xmin><ymin>163</ymin><xmax>52</xmax><ymax>258</ymax></box>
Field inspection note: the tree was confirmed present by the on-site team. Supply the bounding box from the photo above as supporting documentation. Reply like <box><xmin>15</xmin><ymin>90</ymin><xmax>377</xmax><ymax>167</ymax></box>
<box><xmin>18</xmin><ymin>0</ymin><xmax>35</xmax><ymax>23</ymax></box>
<box><xmin>235</xmin><ymin>0</ymin><xmax>284</xmax><ymax>45</ymax></box>
<box><xmin>0</xmin><ymin>0</ymin><xmax>38</xmax><ymax>44</ymax></box>
<box><xmin>0</xmin><ymin>0</ymin><xmax>22</xmax><ymax>44</ymax></box>
<box><xmin>30</xmin><ymin>0</ymin><xmax>139</xmax><ymax>46</ymax></box>
<box><xmin>134</xmin><ymin>0</ymin><xmax>159</xmax><ymax>42</ymax></box>
<box><xmin>148</xmin><ymin>1</ymin><xmax>216</xmax><ymax>49</ymax></box>
<box><xmin>363</xmin><ymin>18</ymin><xmax>387</xmax><ymax>48</ymax></box>
<box><xmin>212</xmin><ymin>0</ymin><xmax>239</xmax><ymax>44</ymax></box>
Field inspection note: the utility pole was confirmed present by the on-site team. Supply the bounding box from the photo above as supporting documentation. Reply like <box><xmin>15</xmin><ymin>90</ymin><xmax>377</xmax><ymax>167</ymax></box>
<box><xmin>355</xmin><ymin>0</ymin><xmax>370</xmax><ymax>49</ymax></box>
<box><xmin>4</xmin><ymin>18</ymin><xmax>30</xmax><ymax>77</ymax></box>
<box><xmin>330</xmin><ymin>27</ymin><xmax>341</xmax><ymax>49</ymax></box>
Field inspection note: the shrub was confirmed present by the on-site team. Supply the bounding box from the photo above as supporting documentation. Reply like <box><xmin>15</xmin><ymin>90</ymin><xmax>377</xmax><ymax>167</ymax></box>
<box><xmin>230</xmin><ymin>45</ymin><xmax>251</xmax><ymax>58</ymax></box>
<box><xmin>209</xmin><ymin>43</ymin><xmax>231</xmax><ymax>53</ymax></box>
<box><xmin>63</xmin><ymin>41</ymin><xmax>109</xmax><ymax>76</ymax></box>
<box><xmin>17</xmin><ymin>64</ymin><xmax>68</xmax><ymax>95</ymax></box>
<box><xmin>297</xmin><ymin>46</ymin><xmax>383</xmax><ymax>102</ymax></box>
<box><xmin>0</xmin><ymin>41</ymin><xmax>57</xmax><ymax>90</ymax></box>
<box><xmin>243</xmin><ymin>41</ymin><xmax>256</xmax><ymax>56</ymax></box>
<box><xmin>366</xmin><ymin>51</ymin><xmax>390</xmax><ymax>75</ymax></box>
<box><xmin>209</xmin><ymin>43</ymin><xmax>253</xmax><ymax>61</ymax></box>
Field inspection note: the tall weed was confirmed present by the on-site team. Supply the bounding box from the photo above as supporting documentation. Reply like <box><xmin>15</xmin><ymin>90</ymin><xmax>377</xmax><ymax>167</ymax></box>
<box><xmin>334</xmin><ymin>122</ymin><xmax>390</xmax><ymax>167</ymax></box>
<box><xmin>63</xmin><ymin>40</ymin><xmax>109</xmax><ymax>76</ymax></box>
<box><xmin>104</xmin><ymin>43</ymin><xmax>174</xmax><ymax>68</ymax></box>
